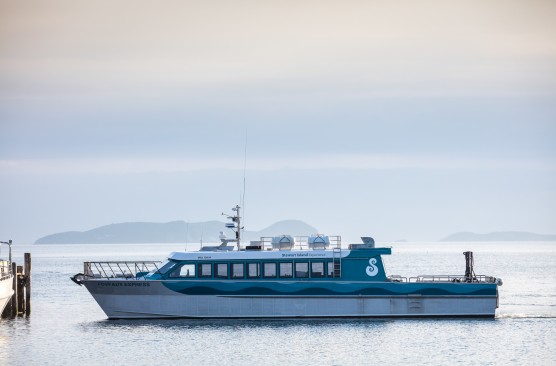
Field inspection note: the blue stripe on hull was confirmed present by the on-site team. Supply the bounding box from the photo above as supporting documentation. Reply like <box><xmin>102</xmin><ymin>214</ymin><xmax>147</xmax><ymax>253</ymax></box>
<box><xmin>161</xmin><ymin>280</ymin><xmax>497</xmax><ymax>297</ymax></box>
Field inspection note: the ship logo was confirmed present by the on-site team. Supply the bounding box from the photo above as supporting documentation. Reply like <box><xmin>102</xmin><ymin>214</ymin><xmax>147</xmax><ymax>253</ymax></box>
<box><xmin>366</xmin><ymin>258</ymin><xmax>378</xmax><ymax>276</ymax></box>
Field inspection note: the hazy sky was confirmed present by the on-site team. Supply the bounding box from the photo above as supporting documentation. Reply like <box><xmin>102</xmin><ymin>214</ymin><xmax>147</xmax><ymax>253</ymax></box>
<box><xmin>1</xmin><ymin>0</ymin><xmax>555</xmax><ymax>243</ymax></box>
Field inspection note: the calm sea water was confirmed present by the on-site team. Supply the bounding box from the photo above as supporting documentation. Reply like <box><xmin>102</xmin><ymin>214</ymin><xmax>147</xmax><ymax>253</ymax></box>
<box><xmin>1</xmin><ymin>242</ymin><xmax>555</xmax><ymax>365</ymax></box>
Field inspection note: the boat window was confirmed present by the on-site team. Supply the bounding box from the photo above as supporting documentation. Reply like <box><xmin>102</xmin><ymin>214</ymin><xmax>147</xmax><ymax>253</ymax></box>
<box><xmin>155</xmin><ymin>260</ymin><xmax>176</xmax><ymax>275</ymax></box>
<box><xmin>247</xmin><ymin>263</ymin><xmax>260</xmax><ymax>278</ymax></box>
<box><xmin>327</xmin><ymin>262</ymin><xmax>334</xmax><ymax>277</ymax></box>
<box><xmin>232</xmin><ymin>263</ymin><xmax>244</xmax><ymax>278</ymax></box>
<box><xmin>311</xmin><ymin>262</ymin><xmax>325</xmax><ymax>278</ymax></box>
<box><xmin>216</xmin><ymin>263</ymin><xmax>228</xmax><ymax>278</ymax></box>
<box><xmin>263</xmin><ymin>262</ymin><xmax>276</xmax><ymax>278</ymax></box>
<box><xmin>295</xmin><ymin>262</ymin><xmax>309</xmax><ymax>278</ymax></box>
<box><xmin>279</xmin><ymin>262</ymin><xmax>293</xmax><ymax>278</ymax></box>
<box><xmin>199</xmin><ymin>263</ymin><xmax>212</xmax><ymax>277</ymax></box>
<box><xmin>169</xmin><ymin>264</ymin><xmax>195</xmax><ymax>278</ymax></box>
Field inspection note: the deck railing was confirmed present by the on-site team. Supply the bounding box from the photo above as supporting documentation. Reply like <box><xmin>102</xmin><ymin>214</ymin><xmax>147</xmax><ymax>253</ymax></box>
<box><xmin>412</xmin><ymin>275</ymin><xmax>499</xmax><ymax>283</ymax></box>
<box><xmin>0</xmin><ymin>240</ymin><xmax>12</xmax><ymax>281</ymax></box>
<box><xmin>83</xmin><ymin>261</ymin><xmax>162</xmax><ymax>280</ymax></box>
<box><xmin>256</xmin><ymin>236</ymin><xmax>342</xmax><ymax>251</ymax></box>
<box><xmin>0</xmin><ymin>260</ymin><xmax>11</xmax><ymax>281</ymax></box>
<box><xmin>388</xmin><ymin>275</ymin><xmax>499</xmax><ymax>284</ymax></box>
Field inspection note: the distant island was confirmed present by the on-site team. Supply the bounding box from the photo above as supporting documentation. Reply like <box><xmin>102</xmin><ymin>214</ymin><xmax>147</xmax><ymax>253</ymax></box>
<box><xmin>35</xmin><ymin>220</ymin><xmax>318</xmax><ymax>244</ymax></box>
<box><xmin>441</xmin><ymin>231</ymin><xmax>556</xmax><ymax>242</ymax></box>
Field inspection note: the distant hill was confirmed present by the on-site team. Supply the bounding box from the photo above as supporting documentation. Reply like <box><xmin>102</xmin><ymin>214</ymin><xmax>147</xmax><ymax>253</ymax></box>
<box><xmin>441</xmin><ymin>231</ymin><xmax>556</xmax><ymax>242</ymax></box>
<box><xmin>34</xmin><ymin>220</ymin><xmax>318</xmax><ymax>244</ymax></box>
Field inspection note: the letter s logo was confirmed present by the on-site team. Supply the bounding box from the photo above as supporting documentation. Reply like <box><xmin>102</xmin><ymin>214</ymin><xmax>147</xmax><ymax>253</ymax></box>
<box><xmin>366</xmin><ymin>258</ymin><xmax>378</xmax><ymax>277</ymax></box>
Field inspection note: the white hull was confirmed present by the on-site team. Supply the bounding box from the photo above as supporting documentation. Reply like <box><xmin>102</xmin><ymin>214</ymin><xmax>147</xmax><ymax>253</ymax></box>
<box><xmin>85</xmin><ymin>281</ymin><xmax>498</xmax><ymax>319</ymax></box>
<box><xmin>0</xmin><ymin>275</ymin><xmax>14</xmax><ymax>315</ymax></box>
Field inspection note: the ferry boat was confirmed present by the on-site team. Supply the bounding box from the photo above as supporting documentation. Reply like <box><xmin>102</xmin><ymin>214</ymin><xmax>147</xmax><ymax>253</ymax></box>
<box><xmin>0</xmin><ymin>240</ymin><xmax>14</xmax><ymax>315</ymax></box>
<box><xmin>72</xmin><ymin>206</ymin><xmax>503</xmax><ymax>319</ymax></box>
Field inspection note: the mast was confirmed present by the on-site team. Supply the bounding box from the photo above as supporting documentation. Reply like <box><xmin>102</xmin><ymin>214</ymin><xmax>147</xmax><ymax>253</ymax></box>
<box><xmin>233</xmin><ymin>205</ymin><xmax>241</xmax><ymax>250</ymax></box>
<box><xmin>222</xmin><ymin>205</ymin><xmax>243</xmax><ymax>250</ymax></box>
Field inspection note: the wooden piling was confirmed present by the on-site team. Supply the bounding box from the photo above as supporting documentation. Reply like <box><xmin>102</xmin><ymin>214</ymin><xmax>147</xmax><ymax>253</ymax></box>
<box><xmin>24</xmin><ymin>253</ymin><xmax>31</xmax><ymax>316</ymax></box>
<box><xmin>16</xmin><ymin>265</ymin><xmax>24</xmax><ymax>315</ymax></box>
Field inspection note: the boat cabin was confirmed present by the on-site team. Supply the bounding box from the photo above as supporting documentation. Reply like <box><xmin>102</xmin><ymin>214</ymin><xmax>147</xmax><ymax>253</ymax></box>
<box><xmin>145</xmin><ymin>235</ymin><xmax>391</xmax><ymax>282</ymax></box>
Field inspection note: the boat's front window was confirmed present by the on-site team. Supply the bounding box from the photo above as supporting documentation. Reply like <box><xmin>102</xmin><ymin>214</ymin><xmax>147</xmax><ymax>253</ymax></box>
<box><xmin>169</xmin><ymin>263</ymin><xmax>196</xmax><ymax>278</ymax></box>
<box><xmin>155</xmin><ymin>260</ymin><xmax>177</xmax><ymax>275</ymax></box>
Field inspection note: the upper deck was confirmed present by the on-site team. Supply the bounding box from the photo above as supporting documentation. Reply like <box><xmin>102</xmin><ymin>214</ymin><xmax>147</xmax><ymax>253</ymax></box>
<box><xmin>170</xmin><ymin>234</ymin><xmax>390</xmax><ymax>259</ymax></box>
<box><xmin>168</xmin><ymin>246</ymin><xmax>392</xmax><ymax>261</ymax></box>
<box><xmin>152</xmin><ymin>235</ymin><xmax>391</xmax><ymax>281</ymax></box>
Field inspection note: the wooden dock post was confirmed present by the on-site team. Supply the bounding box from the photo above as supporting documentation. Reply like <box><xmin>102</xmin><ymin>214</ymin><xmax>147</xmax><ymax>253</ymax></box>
<box><xmin>16</xmin><ymin>265</ymin><xmax>24</xmax><ymax>315</ymax></box>
<box><xmin>24</xmin><ymin>253</ymin><xmax>31</xmax><ymax>316</ymax></box>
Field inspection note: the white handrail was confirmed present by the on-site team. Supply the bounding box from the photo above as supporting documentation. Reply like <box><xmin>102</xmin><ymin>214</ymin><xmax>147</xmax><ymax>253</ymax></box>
<box><xmin>409</xmin><ymin>275</ymin><xmax>499</xmax><ymax>283</ymax></box>
<box><xmin>84</xmin><ymin>261</ymin><xmax>162</xmax><ymax>280</ymax></box>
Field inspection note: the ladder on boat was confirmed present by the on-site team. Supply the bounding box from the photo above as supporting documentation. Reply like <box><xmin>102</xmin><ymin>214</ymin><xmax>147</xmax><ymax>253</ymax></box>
<box><xmin>332</xmin><ymin>248</ymin><xmax>342</xmax><ymax>278</ymax></box>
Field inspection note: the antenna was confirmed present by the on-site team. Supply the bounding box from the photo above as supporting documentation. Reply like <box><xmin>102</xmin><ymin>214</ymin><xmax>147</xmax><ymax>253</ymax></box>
<box><xmin>241</xmin><ymin>127</ymin><xmax>247</xmax><ymax>230</ymax></box>
<box><xmin>200</xmin><ymin>224</ymin><xmax>204</xmax><ymax>250</ymax></box>
<box><xmin>185</xmin><ymin>222</ymin><xmax>189</xmax><ymax>252</ymax></box>
<box><xmin>217</xmin><ymin>128</ymin><xmax>248</xmax><ymax>252</ymax></box>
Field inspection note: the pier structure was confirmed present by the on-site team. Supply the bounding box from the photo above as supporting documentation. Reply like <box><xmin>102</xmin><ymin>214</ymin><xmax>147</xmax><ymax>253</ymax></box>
<box><xmin>1</xmin><ymin>252</ymin><xmax>31</xmax><ymax>318</ymax></box>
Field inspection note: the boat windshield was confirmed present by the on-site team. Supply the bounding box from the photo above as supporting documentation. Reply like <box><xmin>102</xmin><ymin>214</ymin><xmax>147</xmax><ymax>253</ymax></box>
<box><xmin>153</xmin><ymin>260</ymin><xmax>177</xmax><ymax>275</ymax></box>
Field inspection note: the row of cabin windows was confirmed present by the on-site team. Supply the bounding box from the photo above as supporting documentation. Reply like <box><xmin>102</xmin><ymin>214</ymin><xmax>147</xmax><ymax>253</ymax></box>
<box><xmin>167</xmin><ymin>261</ymin><xmax>336</xmax><ymax>279</ymax></box>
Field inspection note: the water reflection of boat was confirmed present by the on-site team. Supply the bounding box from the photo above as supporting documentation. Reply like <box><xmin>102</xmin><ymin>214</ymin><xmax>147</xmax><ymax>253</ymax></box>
<box><xmin>0</xmin><ymin>240</ymin><xmax>14</xmax><ymax>315</ymax></box>
<box><xmin>73</xmin><ymin>206</ymin><xmax>503</xmax><ymax>319</ymax></box>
